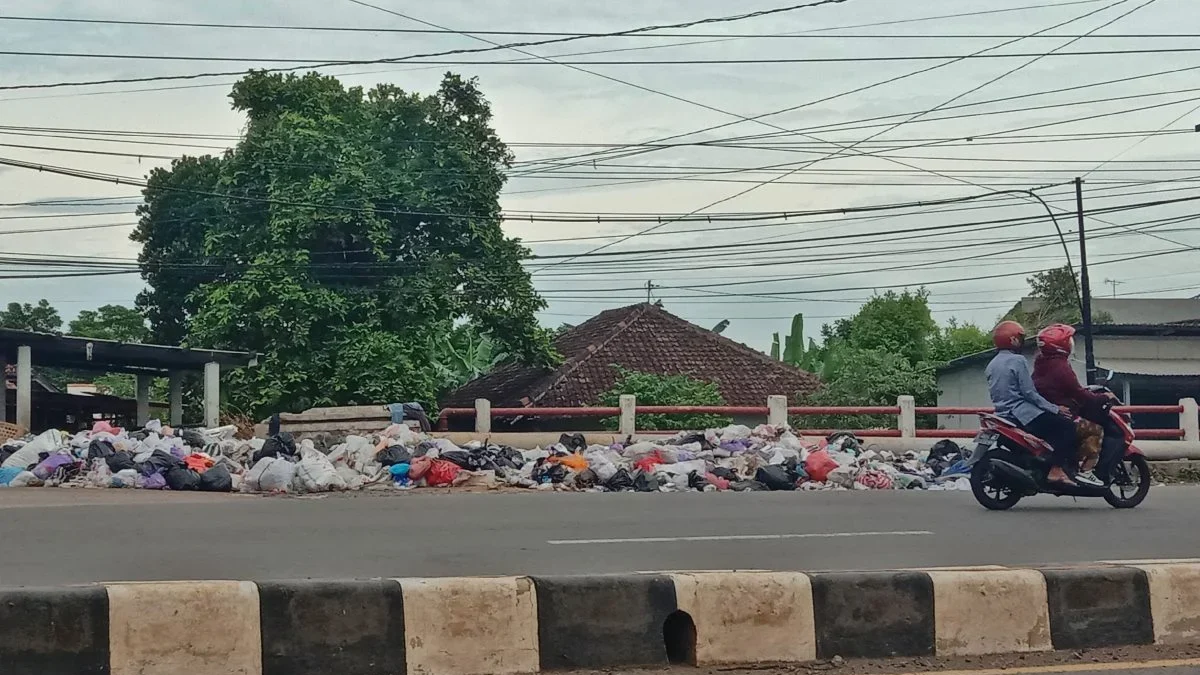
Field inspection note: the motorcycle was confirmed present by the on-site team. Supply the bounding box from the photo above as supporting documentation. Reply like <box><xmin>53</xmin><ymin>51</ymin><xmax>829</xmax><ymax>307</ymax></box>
<box><xmin>966</xmin><ymin>385</ymin><xmax>1151</xmax><ymax>510</ymax></box>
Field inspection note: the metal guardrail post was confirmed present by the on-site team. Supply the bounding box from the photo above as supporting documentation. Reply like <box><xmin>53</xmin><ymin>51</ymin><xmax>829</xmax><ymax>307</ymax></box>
<box><xmin>619</xmin><ymin>395</ymin><xmax>636</xmax><ymax>437</ymax></box>
<box><xmin>898</xmin><ymin>395</ymin><xmax>916</xmax><ymax>439</ymax></box>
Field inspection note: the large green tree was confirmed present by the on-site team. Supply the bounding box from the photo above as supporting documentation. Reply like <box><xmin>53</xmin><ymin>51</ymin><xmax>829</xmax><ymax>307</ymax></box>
<box><xmin>1005</xmin><ymin>265</ymin><xmax>1112</xmax><ymax>330</ymax></box>
<box><xmin>68</xmin><ymin>304</ymin><xmax>150</xmax><ymax>343</ymax></box>
<box><xmin>823</xmin><ymin>289</ymin><xmax>938</xmax><ymax>365</ymax></box>
<box><xmin>132</xmin><ymin>71</ymin><xmax>555</xmax><ymax>416</ymax></box>
<box><xmin>0</xmin><ymin>299</ymin><xmax>62</xmax><ymax>332</ymax></box>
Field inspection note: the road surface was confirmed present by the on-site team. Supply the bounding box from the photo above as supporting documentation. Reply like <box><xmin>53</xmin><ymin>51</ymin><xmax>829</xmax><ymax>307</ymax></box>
<box><xmin>1</xmin><ymin>486</ymin><xmax>1199</xmax><ymax>586</ymax></box>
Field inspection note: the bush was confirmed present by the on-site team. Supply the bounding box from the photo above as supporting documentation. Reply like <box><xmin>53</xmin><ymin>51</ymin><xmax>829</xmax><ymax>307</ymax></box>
<box><xmin>794</xmin><ymin>348</ymin><xmax>938</xmax><ymax>430</ymax></box>
<box><xmin>597</xmin><ymin>367</ymin><xmax>731</xmax><ymax>431</ymax></box>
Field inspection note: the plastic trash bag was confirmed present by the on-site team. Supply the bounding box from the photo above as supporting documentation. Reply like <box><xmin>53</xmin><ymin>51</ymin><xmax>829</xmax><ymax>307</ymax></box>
<box><xmin>575</xmin><ymin>468</ymin><xmax>598</xmax><ymax>489</ymax></box>
<box><xmin>558</xmin><ymin>433</ymin><xmax>587</xmax><ymax>452</ymax></box>
<box><xmin>408</xmin><ymin>455</ymin><xmax>433</xmax><ymax>480</ymax></box>
<box><xmin>245</xmin><ymin>457</ymin><xmax>278</xmax><ymax>492</ymax></box>
<box><xmin>2</xmin><ymin>429</ymin><xmax>61</xmax><ymax>469</ymax></box>
<box><xmin>804</xmin><ymin>449</ymin><xmax>839</xmax><ymax>483</ymax></box>
<box><xmin>259</xmin><ymin>458</ymin><xmax>297</xmax><ymax>492</ymax></box>
<box><xmin>633</xmin><ymin>470</ymin><xmax>659</xmax><ymax>492</ymax></box>
<box><xmin>253</xmin><ymin>433</ymin><xmax>297</xmax><ymax>463</ymax></box>
<box><xmin>106</xmin><ymin>451</ymin><xmax>136</xmax><ymax>473</ymax></box>
<box><xmin>730</xmin><ymin>480</ymin><xmax>769</xmax><ymax>491</ymax></box>
<box><xmin>7</xmin><ymin>471</ymin><xmax>40</xmax><ymax>487</ymax></box>
<box><xmin>376</xmin><ymin>445</ymin><xmax>412</xmax><ymax>467</ymax></box>
<box><xmin>0</xmin><ymin>466</ymin><xmax>23</xmax><ymax>486</ymax></box>
<box><xmin>440</xmin><ymin>450</ymin><xmax>472</xmax><ymax>469</ymax></box>
<box><xmin>719</xmin><ymin>425</ymin><xmax>753</xmax><ymax>441</ymax></box>
<box><xmin>139</xmin><ymin>472</ymin><xmax>165</xmax><ymax>489</ymax></box>
<box><xmin>756</xmin><ymin>465</ymin><xmax>796</xmax><ymax>491</ymax></box>
<box><xmin>199</xmin><ymin>464</ymin><xmax>233</xmax><ymax>492</ymax></box>
<box><xmin>112</xmin><ymin>468</ymin><xmax>139</xmax><ymax>488</ymax></box>
<box><xmin>549</xmin><ymin>453</ymin><xmax>589</xmax><ymax>472</ymax></box>
<box><xmin>704</xmin><ymin>471</ymin><xmax>731</xmax><ymax>491</ymax></box>
<box><xmin>141</xmin><ymin>449</ymin><xmax>182</xmax><ymax>477</ymax></box>
<box><xmin>181</xmin><ymin>429</ymin><xmax>207</xmax><ymax>448</ymax></box>
<box><xmin>87</xmin><ymin>439</ymin><xmax>116</xmax><ymax>460</ymax></box>
<box><xmin>426</xmin><ymin>459</ymin><xmax>461</xmax><ymax>487</ymax></box>
<box><xmin>296</xmin><ymin>453</ymin><xmax>346</xmax><ymax>492</ymax></box>
<box><xmin>86</xmin><ymin>459</ymin><xmax>112</xmax><ymax>487</ymax></box>
<box><xmin>33</xmin><ymin>452</ymin><xmax>78</xmax><ymax>480</ymax></box>
<box><xmin>165</xmin><ymin>466</ymin><xmax>202</xmax><ymax>491</ymax></box>
<box><xmin>827</xmin><ymin>465</ymin><xmax>858</xmax><ymax>489</ymax></box>
<box><xmin>605</xmin><ymin>467</ymin><xmax>635</xmax><ymax>491</ymax></box>
<box><xmin>855</xmin><ymin>469</ymin><xmax>894</xmax><ymax>490</ymax></box>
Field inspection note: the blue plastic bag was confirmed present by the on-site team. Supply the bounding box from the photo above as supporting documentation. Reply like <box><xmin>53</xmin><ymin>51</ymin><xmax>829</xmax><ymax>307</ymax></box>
<box><xmin>0</xmin><ymin>466</ymin><xmax>22</xmax><ymax>486</ymax></box>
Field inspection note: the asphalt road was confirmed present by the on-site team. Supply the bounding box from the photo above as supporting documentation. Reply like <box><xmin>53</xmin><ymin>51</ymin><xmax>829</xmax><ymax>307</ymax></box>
<box><xmin>2</xmin><ymin>486</ymin><xmax>1200</xmax><ymax>586</ymax></box>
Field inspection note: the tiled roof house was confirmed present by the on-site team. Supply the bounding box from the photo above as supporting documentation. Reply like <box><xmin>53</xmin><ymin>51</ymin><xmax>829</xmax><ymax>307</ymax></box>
<box><xmin>442</xmin><ymin>303</ymin><xmax>819</xmax><ymax>427</ymax></box>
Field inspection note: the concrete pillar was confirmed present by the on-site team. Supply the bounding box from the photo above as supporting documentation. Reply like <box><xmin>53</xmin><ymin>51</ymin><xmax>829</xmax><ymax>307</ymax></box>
<box><xmin>767</xmin><ymin>395</ymin><xmax>788</xmax><ymax>427</ymax></box>
<box><xmin>15</xmin><ymin>345</ymin><xmax>31</xmax><ymax>431</ymax></box>
<box><xmin>135</xmin><ymin>374</ymin><xmax>151</xmax><ymax>427</ymax></box>
<box><xmin>203</xmin><ymin>361</ymin><xmax>220</xmax><ymax>429</ymax></box>
<box><xmin>1181</xmin><ymin>398</ymin><xmax>1199</xmax><ymax>444</ymax></box>
<box><xmin>0</xmin><ymin>354</ymin><xmax>7</xmax><ymax>423</ymax></box>
<box><xmin>619</xmin><ymin>394</ymin><xmax>636</xmax><ymax>437</ymax></box>
<box><xmin>898</xmin><ymin>395</ymin><xmax>916</xmax><ymax>439</ymax></box>
<box><xmin>475</xmin><ymin>398</ymin><xmax>491</xmax><ymax>434</ymax></box>
<box><xmin>168</xmin><ymin>372</ymin><xmax>183</xmax><ymax>427</ymax></box>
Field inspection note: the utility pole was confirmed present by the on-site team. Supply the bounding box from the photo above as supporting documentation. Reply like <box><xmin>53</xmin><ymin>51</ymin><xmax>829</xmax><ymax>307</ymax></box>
<box><xmin>1104</xmin><ymin>278</ymin><xmax>1123</xmax><ymax>298</ymax></box>
<box><xmin>1076</xmin><ymin>177</ymin><xmax>1098</xmax><ymax>385</ymax></box>
<box><xmin>645</xmin><ymin>280</ymin><xmax>659</xmax><ymax>303</ymax></box>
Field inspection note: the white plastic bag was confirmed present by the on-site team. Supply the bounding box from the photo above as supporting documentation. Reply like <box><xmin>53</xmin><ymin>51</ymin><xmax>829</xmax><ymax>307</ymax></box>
<box><xmin>8</xmin><ymin>470</ymin><xmax>39</xmax><ymax>487</ymax></box>
<box><xmin>2</xmin><ymin>429</ymin><xmax>61</xmax><ymax>469</ymax></box>
<box><xmin>245</xmin><ymin>457</ymin><xmax>278</xmax><ymax>492</ymax></box>
<box><xmin>718</xmin><ymin>424</ymin><xmax>752</xmax><ymax>441</ymax></box>
<box><xmin>296</xmin><ymin>453</ymin><xmax>346</xmax><ymax>492</ymax></box>
<box><xmin>260</xmin><ymin>459</ymin><xmax>297</xmax><ymax>492</ymax></box>
<box><xmin>112</xmin><ymin>469</ymin><xmax>139</xmax><ymax>488</ymax></box>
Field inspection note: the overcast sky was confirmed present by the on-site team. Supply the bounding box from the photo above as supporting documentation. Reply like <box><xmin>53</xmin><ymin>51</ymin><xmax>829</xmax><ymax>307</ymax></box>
<box><xmin>2</xmin><ymin>0</ymin><xmax>1199</xmax><ymax>350</ymax></box>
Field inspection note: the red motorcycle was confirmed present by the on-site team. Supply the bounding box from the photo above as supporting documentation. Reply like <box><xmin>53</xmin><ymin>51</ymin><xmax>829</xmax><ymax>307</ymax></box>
<box><xmin>966</xmin><ymin>386</ymin><xmax>1151</xmax><ymax>510</ymax></box>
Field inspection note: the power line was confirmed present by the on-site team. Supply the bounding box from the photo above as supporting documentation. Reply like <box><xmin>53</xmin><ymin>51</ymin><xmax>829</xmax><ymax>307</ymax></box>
<box><xmin>0</xmin><ymin>0</ymin><xmax>854</xmax><ymax>92</ymax></box>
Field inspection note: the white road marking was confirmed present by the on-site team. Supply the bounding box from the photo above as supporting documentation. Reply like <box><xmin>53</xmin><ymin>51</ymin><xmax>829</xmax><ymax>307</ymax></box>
<box><xmin>546</xmin><ymin>530</ymin><xmax>933</xmax><ymax>545</ymax></box>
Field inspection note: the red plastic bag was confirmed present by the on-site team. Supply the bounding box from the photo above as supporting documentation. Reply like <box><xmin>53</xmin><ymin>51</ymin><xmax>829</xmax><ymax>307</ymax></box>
<box><xmin>426</xmin><ymin>459</ymin><xmax>461</xmax><ymax>487</ymax></box>
<box><xmin>804</xmin><ymin>449</ymin><xmax>839</xmax><ymax>483</ymax></box>
<box><xmin>633</xmin><ymin>452</ymin><xmax>664</xmax><ymax>473</ymax></box>
<box><xmin>705</xmin><ymin>472</ymin><xmax>731</xmax><ymax>491</ymax></box>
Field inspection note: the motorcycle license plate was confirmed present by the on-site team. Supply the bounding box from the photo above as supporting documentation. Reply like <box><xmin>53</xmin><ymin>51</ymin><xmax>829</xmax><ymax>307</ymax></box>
<box><xmin>973</xmin><ymin>430</ymin><xmax>998</xmax><ymax>446</ymax></box>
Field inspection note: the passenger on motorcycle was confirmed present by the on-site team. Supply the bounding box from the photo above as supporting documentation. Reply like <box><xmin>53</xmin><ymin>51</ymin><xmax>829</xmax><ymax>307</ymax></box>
<box><xmin>985</xmin><ymin>321</ymin><xmax>1079</xmax><ymax>486</ymax></box>
<box><xmin>1033</xmin><ymin>323</ymin><xmax>1122</xmax><ymax>478</ymax></box>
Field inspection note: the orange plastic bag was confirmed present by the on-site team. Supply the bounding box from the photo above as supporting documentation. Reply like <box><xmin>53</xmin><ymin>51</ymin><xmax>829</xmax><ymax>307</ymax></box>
<box><xmin>184</xmin><ymin>453</ymin><xmax>215</xmax><ymax>473</ymax></box>
<box><xmin>804</xmin><ymin>449</ymin><xmax>839</xmax><ymax>483</ymax></box>
<box><xmin>550</xmin><ymin>453</ymin><xmax>589</xmax><ymax>472</ymax></box>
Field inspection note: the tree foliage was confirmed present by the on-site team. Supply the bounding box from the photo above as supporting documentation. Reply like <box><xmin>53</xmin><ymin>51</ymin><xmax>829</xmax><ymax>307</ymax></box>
<box><xmin>1005</xmin><ymin>265</ymin><xmax>1112</xmax><ymax>330</ymax></box>
<box><xmin>0</xmin><ymin>299</ymin><xmax>62</xmax><ymax>332</ymax></box>
<box><xmin>926</xmin><ymin>318</ymin><xmax>992</xmax><ymax>365</ymax></box>
<box><xmin>598</xmin><ymin>367</ymin><xmax>731</xmax><ymax>431</ymax></box>
<box><xmin>800</xmin><ymin>347</ymin><xmax>939</xmax><ymax>429</ymax></box>
<box><xmin>68</xmin><ymin>305</ymin><xmax>150</xmax><ymax>343</ymax></box>
<box><xmin>132</xmin><ymin>71</ymin><xmax>556</xmax><ymax>416</ymax></box>
<box><xmin>824</xmin><ymin>289</ymin><xmax>938</xmax><ymax>364</ymax></box>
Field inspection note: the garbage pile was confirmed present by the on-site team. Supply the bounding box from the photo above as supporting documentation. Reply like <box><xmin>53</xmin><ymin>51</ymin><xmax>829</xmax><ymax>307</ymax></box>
<box><xmin>0</xmin><ymin>421</ymin><xmax>974</xmax><ymax>494</ymax></box>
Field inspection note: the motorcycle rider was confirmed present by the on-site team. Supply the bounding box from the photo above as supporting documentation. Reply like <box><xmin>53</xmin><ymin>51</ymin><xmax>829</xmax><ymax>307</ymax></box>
<box><xmin>1032</xmin><ymin>323</ymin><xmax>1122</xmax><ymax>479</ymax></box>
<box><xmin>986</xmin><ymin>320</ymin><xmax>1079</xmax><ymax>486</ymax></box>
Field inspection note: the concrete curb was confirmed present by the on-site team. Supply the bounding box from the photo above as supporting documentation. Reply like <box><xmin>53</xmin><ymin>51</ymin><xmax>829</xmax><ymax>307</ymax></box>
<box><xmin>3</xmin><ymin>565</ymin><xmax>1200</xmax><ymax>674</ymax></box>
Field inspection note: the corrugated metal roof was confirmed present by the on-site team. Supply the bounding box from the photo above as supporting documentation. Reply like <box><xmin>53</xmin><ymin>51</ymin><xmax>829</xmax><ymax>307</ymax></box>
<box><xmin>1096</xmin><ymin>358</ymin><xmax>1200</xmax><ymax>376</ymax></box>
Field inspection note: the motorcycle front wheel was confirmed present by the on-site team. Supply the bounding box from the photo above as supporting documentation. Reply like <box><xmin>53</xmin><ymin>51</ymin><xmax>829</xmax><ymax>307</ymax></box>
<box><xmin>1103</xmin><ymin>454</ymin><xmax>1151</xmax><ymax>509</ymax></box>
<box><xmin>970</xmin><ymin>450</ymin><xmax>1024</xmax><ymax>511</ymax></box>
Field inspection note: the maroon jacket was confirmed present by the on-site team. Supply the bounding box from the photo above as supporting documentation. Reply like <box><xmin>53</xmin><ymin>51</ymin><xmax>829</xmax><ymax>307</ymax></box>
<box><xmin>1032</xmin><ymin>353</ymin><xmax>1109</xmax><ymax>422</ymax></box>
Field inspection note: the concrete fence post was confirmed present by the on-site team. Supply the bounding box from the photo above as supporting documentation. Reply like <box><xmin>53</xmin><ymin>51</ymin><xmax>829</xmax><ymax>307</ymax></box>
<box><xmin>898</xmin><ymin>395</ymin><xmax>916</xmax><ymax>439</ymax></box>
<box><xmin>135</xmin><ymin>374</ymin><xmax>152</xmax><ymax>428</ymax></box>
<box><xmin>475</xmin><ymin>398</ymin><xmax>492</xmax><ymax>434</ymax></box>
<box><xmin>15</xmin><ymin>345</ymin><xmax>32</xmax><ymax>431</ymax></box>
<box><xmin>767</xmin><ymin>395</ymin><xmax>788</xmax><ymax>427</ymax></box>
<box><xmin>1181</xmin><ymin>398</ymin><xmax>1199</xmax><ymax>443</ymax></box>
<box><xmin>619</xmin><ymin>394</ymin><xmax>637</xmax><ymax>437</ymax></box>
<box><xmin>203</xmin><ymin>361</ymin><xmax>220</xmax><ymax>429</ymax></box>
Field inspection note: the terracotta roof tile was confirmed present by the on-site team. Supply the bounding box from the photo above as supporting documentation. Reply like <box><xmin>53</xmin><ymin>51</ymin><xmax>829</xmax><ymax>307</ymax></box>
<box><xmin>442</xmin><ymin>303</ymin><xmax>819</xmax><ymax>408</ymax></box>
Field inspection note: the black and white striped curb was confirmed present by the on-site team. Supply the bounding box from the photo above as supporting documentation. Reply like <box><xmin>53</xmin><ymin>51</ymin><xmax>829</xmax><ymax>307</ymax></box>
<box><xmin>3</xmin><ymin>565</ymin><xmax>1200</xmax><ymax>675</ymax></box>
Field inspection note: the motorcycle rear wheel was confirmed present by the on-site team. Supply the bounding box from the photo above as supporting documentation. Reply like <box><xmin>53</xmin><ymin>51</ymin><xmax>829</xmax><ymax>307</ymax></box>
<box><xmin>1103</xmin><ymin>454</ymin><xmax>1151</xmax><ymax>509</ymax></box>
<box><xmin>970</xmin><ymin>450</ymin><xmax>1024</xmax><ymax>511</ymax></box>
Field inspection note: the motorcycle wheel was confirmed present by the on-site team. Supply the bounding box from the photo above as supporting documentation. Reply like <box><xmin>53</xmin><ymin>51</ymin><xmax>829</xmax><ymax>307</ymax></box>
<box><xmin>1103</xmin><ymin>454</ymin><xmax>1151</xmax><ymax>509</ymax></box>
<box><xmin>970</xmin><ymin>450</ymin><xmax>1023</xmax><ymax>511</ymax></box>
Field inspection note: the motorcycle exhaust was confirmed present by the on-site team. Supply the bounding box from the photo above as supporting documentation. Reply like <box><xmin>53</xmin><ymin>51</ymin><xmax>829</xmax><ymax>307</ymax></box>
<box><xmin>987</xmin><ymin>459</ymin><xmax>1040</xmax><ymax>496</ymax></box>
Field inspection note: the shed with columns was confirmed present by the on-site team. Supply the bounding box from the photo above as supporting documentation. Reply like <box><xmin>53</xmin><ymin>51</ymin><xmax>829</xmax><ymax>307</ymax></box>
<box><xmin>0</xmin><ymin>328</ymin><xmax>254</xmax><ymax>432</ymax></box>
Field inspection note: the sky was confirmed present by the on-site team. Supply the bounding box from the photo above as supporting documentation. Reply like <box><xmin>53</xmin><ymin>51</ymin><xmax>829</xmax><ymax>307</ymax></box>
<box><xmin>2</xmin><ymin>0</ymin><xmax>1199</xmax><ymax>352</ymax></box>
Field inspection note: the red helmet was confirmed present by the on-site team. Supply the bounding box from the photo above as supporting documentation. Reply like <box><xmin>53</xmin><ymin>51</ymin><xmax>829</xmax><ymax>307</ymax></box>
<box><xmin>993</xmin><ymin>320</ymin><xmax>1026</xmax><ymax>350</ymax></box>
<box><xmin>1037</xmin><ymin>323</ymin><xmax>1075</xmax><ymax>355</ymax></box>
